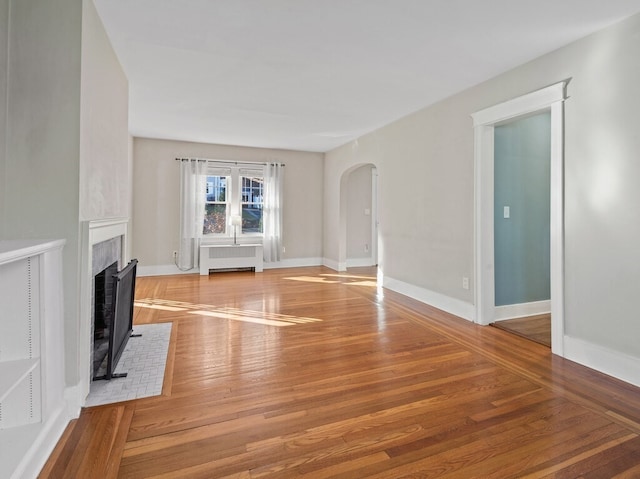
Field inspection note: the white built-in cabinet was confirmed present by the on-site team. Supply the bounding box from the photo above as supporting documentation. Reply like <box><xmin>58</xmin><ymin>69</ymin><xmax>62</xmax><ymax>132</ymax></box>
<box><xmin>0</xmin><ymin>240</ymin><xmax>67</xmax><ymax>479</ymax></box>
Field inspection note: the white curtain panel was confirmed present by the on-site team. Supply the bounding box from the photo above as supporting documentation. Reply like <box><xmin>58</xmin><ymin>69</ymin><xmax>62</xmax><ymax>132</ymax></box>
<box><xmin>263</xmin><ymin>162</ymin><xmax>283</xmax><ymax>262</ymax></box>
<box><xmin>178</xmin><ymin>159</ymin><xmax>207</xmax><ymax>270</ymax></box>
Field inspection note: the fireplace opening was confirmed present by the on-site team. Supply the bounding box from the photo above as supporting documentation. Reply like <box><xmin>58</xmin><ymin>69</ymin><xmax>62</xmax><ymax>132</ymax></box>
<box><xmin>93</xmin><ymin>258</ymin><xmax>139</xmax><ymax>380</ymax></box>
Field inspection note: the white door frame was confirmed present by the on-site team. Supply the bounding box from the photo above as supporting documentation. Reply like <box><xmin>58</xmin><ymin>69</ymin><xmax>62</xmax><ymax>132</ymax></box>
<box><xmin>472</xmin><ymin>82</ymin><xmax>566</xmax><ymax>356</ymax></box>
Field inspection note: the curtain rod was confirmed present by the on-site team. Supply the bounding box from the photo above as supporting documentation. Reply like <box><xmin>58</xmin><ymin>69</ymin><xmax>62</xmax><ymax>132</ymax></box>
<box><xmin>175</xmin><ymin>158</ymin><xmax>285</xmax><ymax>167</ymax></box>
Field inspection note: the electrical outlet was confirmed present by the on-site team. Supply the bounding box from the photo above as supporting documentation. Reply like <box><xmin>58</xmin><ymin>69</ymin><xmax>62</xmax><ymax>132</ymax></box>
<box><xmin>173</xmin><ymin>250</ymin><xmax>178</xmax><ymax>258</ymax></box>
<box><xmin>364</xmin><ymin>243</ymin><xmax>369</xmax><ymax>252</ymax></box>
<box><xmin>282</xmin><ymin>246</ymin><xmax>286</xmax><ymax>253</ymax></box>
<box><xmin>462</xmin><ymin>277</ymin><xmax>469</xmax><ymax>290</ymax></box>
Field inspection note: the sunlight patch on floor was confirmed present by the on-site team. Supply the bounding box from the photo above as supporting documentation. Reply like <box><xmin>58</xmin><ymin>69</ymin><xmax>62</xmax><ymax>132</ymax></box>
<box><xmin>133</xmin><ymin>303</ymin><xmax>185</xmax><ymax>311</ymax></box>
<box><xmin>346</xmin><ymin>280</ymin><xmax>378</xmax><ymax>286</ymax></box>
<box><xmin>320</xmin><ymin>273</ymin><xmax>376</xmax><ymax>280</ymax></box>
<box><xmin>283</xmin><ymin>276</ymin><xmax>340</xmax><ymax>283</ymax></box>
<box><xmin>134</xmin><ymin>298</ymin><xmax>323</xmax><ymax>327</ymax></box>
<box><xmin>284</xmin><ymin>273</ymin><xmax>377</xmax><ymax>286</ymax></box>
<box><xmin>191</xmin><ymin>310</ymin><xmax>296</xmax><ymax>327</ymax></box>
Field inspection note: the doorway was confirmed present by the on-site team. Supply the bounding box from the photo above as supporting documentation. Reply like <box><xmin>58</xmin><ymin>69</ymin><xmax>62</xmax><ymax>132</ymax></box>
<box><xmin>491</xmin><ymin>112</ymin><xmax>551</xmax><ymax>346</ymax></box>
<box><xmin>341</xmin><ymin>164</ymin><xmax>378</xmax><ymax>270</ymax></box>
<box><xmin>472</xmin><ymin>82</ymin><xmax>566</xmax><ymax>356</ymax></box>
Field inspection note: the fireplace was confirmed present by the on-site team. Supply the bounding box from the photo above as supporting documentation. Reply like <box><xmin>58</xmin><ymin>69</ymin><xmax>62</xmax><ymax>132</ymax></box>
<box><xmin>79</xmin><ymin>218</ymin><xmax>130</xmax><ymax>404</ymax></box>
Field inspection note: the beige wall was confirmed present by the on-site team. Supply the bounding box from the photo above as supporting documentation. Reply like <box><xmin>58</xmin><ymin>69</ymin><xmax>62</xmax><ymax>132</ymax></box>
<box><xmin>79</xmin><ymin>0</ymin><xmax>130</xmax><ymax>221</ymax></box>
<box><xmin>325</xmin><ymin>100</ymin><xmax>474</xmax><ymax>287</ymax></box>
<box><xmin>132</xmin><ymin>138</ymin><xmax>324</xmax><ymax>271</ymax></box>
<box><xmin>325</xmin><ymin>13</ymin><xmax>640</xmax><ymax>363</ymax></box>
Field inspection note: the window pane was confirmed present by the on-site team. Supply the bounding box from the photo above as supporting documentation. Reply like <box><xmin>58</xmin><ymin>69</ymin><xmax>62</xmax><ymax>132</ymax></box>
<box><xmin>242</xmin><ymin>205</ymin><xmax>262</xmax><ymax>233</ymax></box>
<box><xmin>242</xmin><ymin>177</ymin><xmax>263</xmax><ymax>205</ymax></box>
<box><xmin>240</xmin><ymin>176</ymin><xmax>263</xmax><ymax>233</ymax></box>
<box><xmin>204</xmin><ymin>204</ymin><xmax>227</xmax><ymax>234</ymax></box>
<box><xmin>204</xmin><ymin>175</ymin><xmax>228</xmax><ymax>234</ymax></box>
<box><xmin>206</xmin><ymin>176</ymin><xmax>227</xmax><ymax>202</ymax></box>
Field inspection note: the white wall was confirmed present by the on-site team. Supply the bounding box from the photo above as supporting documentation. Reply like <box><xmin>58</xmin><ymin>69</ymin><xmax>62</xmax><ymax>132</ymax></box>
<box><xmin>79</xmin><ymin>0</ymin><xmax>130</xmax><ymax>221</ymax></box>
<box><xmin>132</xmin><ymin>138</ymin><xmax>324</xmax><ymax>273</ymax></box>
<box><xmin>325</xmin><ymin>13</ymin><xmax>640</xmax><ymax>380</ymax></box>
<box><xmin>1</xmin><ymin>0</ymin><xmax>129</xmax><ymax>389</ymax></box>
<box><xmin>0</xmin><ymin>0</ymin><xmax>7</xmax><ymax>238</ymax></box>
<box><xmin>3</xmin><ymin>0</ymin><xmax>83</xmax><ymax>387</ymax></box>
<box><xmin>560</xmin><ymin>13</ymin><xmax>640</xmax><ymax>371</ymax></box>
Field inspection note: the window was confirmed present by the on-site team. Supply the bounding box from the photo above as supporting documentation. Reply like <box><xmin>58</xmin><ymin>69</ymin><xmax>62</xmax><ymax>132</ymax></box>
<box><xmin>241</xmin><ymin>175</ymin><xmax>263</xmax><ymax>233</ymax></box>
<box><xmin>202</xmin><ymin>164</ymin><xmax>264</xmax><ymax>238</ymax></box>
<box><xmin>204</xmin><ymin>175</ymin><xmax>229</xmax><ymax>234</ymax></box>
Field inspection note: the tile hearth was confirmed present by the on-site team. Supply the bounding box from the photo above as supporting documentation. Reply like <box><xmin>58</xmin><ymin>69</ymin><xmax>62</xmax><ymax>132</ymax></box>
<box><xmin>85</xmin><ymin>322</ymin><xmax>172</xmax><ymax>407</ymax></box>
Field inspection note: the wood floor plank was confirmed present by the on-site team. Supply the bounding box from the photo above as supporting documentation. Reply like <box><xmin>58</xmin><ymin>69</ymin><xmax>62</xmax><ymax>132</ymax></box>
<box><xmin>38</xmin><ymin>266</ymin><xmax>640</xmax><ymax>478</ymax></box>
<box><xmin>40</xmin><ymin>403</ymin><xmax>134</xmax><ymax>478</ymax></box>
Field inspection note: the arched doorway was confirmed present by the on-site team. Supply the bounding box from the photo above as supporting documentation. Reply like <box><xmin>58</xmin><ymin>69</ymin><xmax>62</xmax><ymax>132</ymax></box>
<box><xmin>338</xmin><ymin>163</ymin><xmax>378</xmax><ymax>271</ymax></box>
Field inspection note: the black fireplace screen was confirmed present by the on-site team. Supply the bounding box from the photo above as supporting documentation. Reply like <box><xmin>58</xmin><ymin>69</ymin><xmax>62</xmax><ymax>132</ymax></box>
<box><xmin>93</xmin><ymin>258</ymin><xmax>138</xmax><ymax>380</ymax></box>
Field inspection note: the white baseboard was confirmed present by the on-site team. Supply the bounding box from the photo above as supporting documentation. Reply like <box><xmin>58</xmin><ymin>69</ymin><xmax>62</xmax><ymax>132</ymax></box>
<box><xmin>138</xmin><ymin>258</ymin><xmax>325</xmax><ymax>277</ymax></box>
<box><xmin>137</xmin><ymin>264</ymin><xmax>197</xmax><ymax>277</ymax></box>
<box><xmin>65</xmin><ymin>383</ymin><xmax>83</xmax><ymax>417</ymax></box>
<box><xmin>564</xmin><ymin>336</ymin><xmax>640</xmax><ymax>388</ymax></box>
<box><xmin>263</xmin><ymin>257</ymin><xmax>323</xmax><ymax>269</ymax></box>
<box><xmin>383</xmin><ymin>276</ymin><xmax>475</xmax><ymax>322</ymax></box>
<box><xmin>16</xmin><ymin>403</ymin><xmax>70</xmax><ymax>479</ymax></box>
<box><xmin>346</xmin><ymin>257</ymin><xmax>376</xmax><ymax>268</ymax></box>
<box><xmin>494</xmin><ymin>300</ymin><xmax>551</xmax><ymax>321</ymax></box>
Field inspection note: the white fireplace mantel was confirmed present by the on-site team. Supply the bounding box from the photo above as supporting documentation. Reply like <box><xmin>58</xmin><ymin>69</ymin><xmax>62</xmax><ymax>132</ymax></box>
<box><xmin>77</xmin><ymin>218</ymin><xmax>129</xmax><ymax>406</ymax></box>
<box><xmin>88</xmin><ymin>218</ymin><xmax>129</xmax><ymax>249</ymax></box>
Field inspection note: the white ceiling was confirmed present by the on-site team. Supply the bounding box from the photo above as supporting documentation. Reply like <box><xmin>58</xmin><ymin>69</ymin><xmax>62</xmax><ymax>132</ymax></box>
<box><xmin>94</xmin><ymin>0</ymin><xmax>640</xmax><ymax>153</ymax></box>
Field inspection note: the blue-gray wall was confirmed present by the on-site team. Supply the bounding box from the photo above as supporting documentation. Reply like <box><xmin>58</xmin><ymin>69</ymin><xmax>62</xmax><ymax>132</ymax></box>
<box><xmin>494</xmin><ymin>112</ymin><xmax>551</xmax><ymax>306</ymax></box>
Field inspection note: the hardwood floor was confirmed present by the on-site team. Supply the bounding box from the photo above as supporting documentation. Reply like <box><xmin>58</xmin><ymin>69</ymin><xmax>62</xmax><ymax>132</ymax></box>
<box><xmin>491</xmin><ymin>314</ymin><xmax>551</xmax><ymax>347</ymax></box>
<box><xmin>40</xmin><ymin>267</ymin><xmax>640</xmax><ymax>478</ymax></box>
